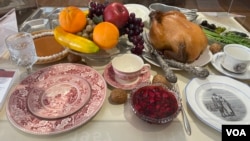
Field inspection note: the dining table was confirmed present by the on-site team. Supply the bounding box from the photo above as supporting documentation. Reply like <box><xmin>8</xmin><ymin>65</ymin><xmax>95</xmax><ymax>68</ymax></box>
<box><xmin>1</xmin><ymin>4</ymin><xmax>250</xmax><ymax>141</ymax></box>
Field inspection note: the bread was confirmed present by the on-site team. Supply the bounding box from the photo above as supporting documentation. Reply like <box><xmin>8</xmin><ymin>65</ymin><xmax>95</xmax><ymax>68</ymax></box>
<box><xmin>110</xmin><ymin>88</ymin><xmax>127</xmax><ymax>104</ymax></box>
<box><xmin>152</xmin><ymin>74</ymin><xmax>172</xmax><ymax>89</ymax></box>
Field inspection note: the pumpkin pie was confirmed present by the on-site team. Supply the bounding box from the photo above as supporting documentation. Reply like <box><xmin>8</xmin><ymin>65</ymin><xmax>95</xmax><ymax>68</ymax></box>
<box><xmin>32</xmin><ymin>30</ymin><xmax>68</xmax><ymax>64</ymax></box>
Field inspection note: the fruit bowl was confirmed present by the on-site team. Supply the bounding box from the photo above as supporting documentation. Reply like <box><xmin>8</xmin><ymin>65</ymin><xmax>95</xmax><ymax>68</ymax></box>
<box><xmin>54</xmin><ymin>2</ymin><xmax>146</xmax><ymax>65</ymax></box>
<box><xmin>67</xmin><ymin>37</ymin><xmax>132</xmax><ymax>64</ymax></box>
<box><xmin>130</xmin><ymin>83</ymin><xmax>181</xmax><ymax>124</ymax></box>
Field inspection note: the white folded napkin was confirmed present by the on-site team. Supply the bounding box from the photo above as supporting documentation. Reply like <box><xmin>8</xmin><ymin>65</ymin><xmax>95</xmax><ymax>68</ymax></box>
<box><xmin>0</xmin><ymin>8</ymin><xmax>18</xmax><ymax>57</ymax></box>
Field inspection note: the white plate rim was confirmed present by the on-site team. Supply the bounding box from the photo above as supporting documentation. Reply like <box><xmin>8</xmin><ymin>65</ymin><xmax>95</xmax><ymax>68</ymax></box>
<box><xmin>124</xmin><ymin>3</ymin><xmax>150</xmax><ymax>23</ymax></box>
<box><xmin>142</xmin><ymin>29</ymin><xmax>213</xmax><ymax>69</ymax></box>
<box><xmin>142</xmin><ymin>45</ymin><xmax>213</xmax><ymax>70</ymax></box>
<box><xmin>185</xmin><ymin>75</ymin><xmax>250</xmax><ymax>132</ymax></box>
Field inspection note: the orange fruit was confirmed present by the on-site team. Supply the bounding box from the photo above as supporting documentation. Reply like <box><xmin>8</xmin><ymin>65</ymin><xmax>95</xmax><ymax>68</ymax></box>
<box><xmin>93</xmin><ymin>22</ymin><xmax>119</xmax><ymax>50</ymax></box>
<box><xmin>59</xmin><ymin>6</ymin><xmax>87</xmax><ymax>33</ymax></box>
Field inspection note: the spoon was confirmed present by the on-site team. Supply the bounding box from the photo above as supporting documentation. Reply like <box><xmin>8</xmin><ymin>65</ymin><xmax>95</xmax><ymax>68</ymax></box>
<box><xmin>181</xmin><ymin>102</ymin><xmax>191</xmax><ymax>135</ymax></box>
<box><xmin>174</xmin><ymin>84</ymin><xmax>191</xmax><ymax>135</ymax></box>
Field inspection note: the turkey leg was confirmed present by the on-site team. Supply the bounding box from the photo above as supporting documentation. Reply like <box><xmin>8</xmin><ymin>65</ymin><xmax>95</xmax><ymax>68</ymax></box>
<box><xmin>163</xmin><ymin>43</ymin><xmax>187</xmax><ymax>63</ymax></box>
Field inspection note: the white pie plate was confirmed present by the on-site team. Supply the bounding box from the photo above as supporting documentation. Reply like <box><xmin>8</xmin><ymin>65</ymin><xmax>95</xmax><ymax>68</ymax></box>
<box><xmin>185</xmin><ymin>75</ymin><xmax>250</xmax><ymax>132</ymax></box>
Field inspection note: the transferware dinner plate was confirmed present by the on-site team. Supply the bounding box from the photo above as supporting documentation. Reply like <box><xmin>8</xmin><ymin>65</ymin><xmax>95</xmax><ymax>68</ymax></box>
<box><xmin>27</xmin><ymin>75</ymin><xmax>91</xmax><ymax>119</ymax></box>
<box><xmin>211</xmin><ymin>52</ymin><xmax>250</xmax><ymax>80</ymax></box>
<box><xmin>185</xmin><ymin>75</ymin><xmax>250</xmax><ymax>132</ymax></box>
<box><xmin>103</xmin><ymin>63</ymin><xmax>151</xmax><ymax>90</ymax></box>
<box><xmin>6</xmin><ymin>63</ymin><xmax>107</xmax><ymax>135</ymax></box>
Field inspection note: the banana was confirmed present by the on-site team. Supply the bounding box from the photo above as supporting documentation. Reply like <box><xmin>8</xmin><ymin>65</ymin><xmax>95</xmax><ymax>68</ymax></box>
<box><xmin>53</xmin><ymin>26</ymin><xmax>99</xmax><ymax>53</ymax></box>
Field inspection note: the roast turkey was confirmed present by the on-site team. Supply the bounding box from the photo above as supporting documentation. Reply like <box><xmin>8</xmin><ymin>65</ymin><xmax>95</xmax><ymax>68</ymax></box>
<box><xmin>148</xmin><ymin>11</ymin><xmax>208</xmax><ymax>63</ymax></box>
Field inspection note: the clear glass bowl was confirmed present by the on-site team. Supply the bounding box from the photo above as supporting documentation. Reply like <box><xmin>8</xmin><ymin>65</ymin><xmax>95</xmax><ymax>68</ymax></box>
<box><xmin>130</xmin><ymin>83</ymin><xmax>181</xmax><ymax>124</ymax></box>
<box><xmin>68</xmin><ymin>37</ymin><xmax>132</xmax><ymax>65</ymax></box>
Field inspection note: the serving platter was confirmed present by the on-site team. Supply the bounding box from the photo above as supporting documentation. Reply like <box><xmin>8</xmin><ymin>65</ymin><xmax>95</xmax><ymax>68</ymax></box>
<box><xmin>185</xmin><ymin>75</ymin><xmax>250</xmax><ymax>132</ymax></box>
<box><xmin>142</xmin><ymin>46</ymin><xmax>212</xmax><ymax>70</ymax></box>
<box><xmin>6</xmin><ymin>63</ymin><xmax>107</xmax><ymax>135</ymax></box>
<box><xmin>142</xmin><ymin>29</ymin><xmax>213</xmax><ymax>69</ymax></box>
<box><xmin>196</xmin><ymin>12</ymin><xmax>250</xmax><ymax>47</ymax></box>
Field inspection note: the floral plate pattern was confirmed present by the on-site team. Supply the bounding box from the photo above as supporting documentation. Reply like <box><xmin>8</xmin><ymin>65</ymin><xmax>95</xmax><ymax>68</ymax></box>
<box><xmin>6</xmin><ymin>63</ymin><xmax>107</xmax><ymax>135</ymax></box>
<box><xmin>27</xmin><ymin>75</ymin><xmax>91</xmax><ymax>119</ymax></box>
<box><xmin>103</xmin><ymin>63</ymin><xmax>151</xmax><ymax>90</ymax></box>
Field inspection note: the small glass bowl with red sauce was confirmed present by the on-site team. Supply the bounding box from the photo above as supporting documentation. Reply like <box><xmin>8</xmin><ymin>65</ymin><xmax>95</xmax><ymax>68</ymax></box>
<box><xmin>130</xmin><ymin>82</ymin><xmax>181</xmax><ymax>124</ymax></box>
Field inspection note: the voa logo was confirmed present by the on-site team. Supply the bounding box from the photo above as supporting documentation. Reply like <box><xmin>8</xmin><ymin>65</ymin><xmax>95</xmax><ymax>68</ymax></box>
<box><xmin>226</xmin><ymin>129</ymin><xmax>246</xmax><ymax>136</ymax></box>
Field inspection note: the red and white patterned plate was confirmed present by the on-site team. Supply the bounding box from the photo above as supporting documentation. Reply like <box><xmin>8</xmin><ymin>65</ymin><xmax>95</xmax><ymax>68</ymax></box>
<box><xmin>27</xmin><ymin>75</ymin><xmax>91</xmax><ymax>119</ymax></box>
<box><xmin>6</xmin><ymin>63</ymin><xmax>107</xmax><ymax>135</ymax></box>
<box><xmin>103</xmin><ymin>63</ymin><xmax>151</xmax><ymax>90</ymax></box>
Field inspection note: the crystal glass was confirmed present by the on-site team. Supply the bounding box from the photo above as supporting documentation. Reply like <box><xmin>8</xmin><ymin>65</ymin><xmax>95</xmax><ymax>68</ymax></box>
<box><xmin>5</xmin><ymin>32</ymin><xmax>38</xmax><ymax>77</ymax></box>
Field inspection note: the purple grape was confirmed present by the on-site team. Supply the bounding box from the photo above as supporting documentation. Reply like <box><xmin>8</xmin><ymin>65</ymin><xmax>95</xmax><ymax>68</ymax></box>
<box><xmin>90</xmin><ymin>2</ymin><xmax>96</xmax><ymax>8</ymax></box>
<box><xmin>135</xmin><ymin>18</ymin><xmax>142</xmax><ymax>24</ymax></box>
<box><xmin>88</xmin><ymin>2</ymin><xmax>108</xmax><ymax>18</ymax></box>
<box><xmin>128</xmin><ymin>30</ymin><xmax>134</xmax><ymax>36</ymax></box>
<box><xmin>130</xmin><ymin>13</ymin><xmax>136</xmax><ymax>19</ymax></box>
<box><xmin>120</xmin><ymin>12</ymin><xmax>145</xmax><ymax>55</ymax></box>
<box><xmin>129</xmin><ymin>24</ymin><xmax>135</xmax><ymax>30</ymax></box>
<box><xmin>131</xmin><ymin>47</ymin><xmax>143</xmax><ymax>55</ymax></box>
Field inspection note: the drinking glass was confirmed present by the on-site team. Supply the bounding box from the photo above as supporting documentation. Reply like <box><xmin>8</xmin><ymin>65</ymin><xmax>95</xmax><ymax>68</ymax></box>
<box><xmin>5</xmin><ymin>32</ymin><xmax>38</xmax><ymax>76</ymax></box>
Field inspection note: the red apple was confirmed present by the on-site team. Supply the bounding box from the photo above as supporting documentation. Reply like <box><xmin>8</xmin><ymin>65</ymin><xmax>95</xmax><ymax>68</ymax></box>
<box><xmin>103</xmin><ymin>2</ymin><xmax>129</xmax><ymax>28</ymax></box>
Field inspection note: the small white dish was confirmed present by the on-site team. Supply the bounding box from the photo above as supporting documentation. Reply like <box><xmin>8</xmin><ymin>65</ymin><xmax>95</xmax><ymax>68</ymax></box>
<box><xmin>211</xmin><ymin>52</ymin><xmax>250</xmax><ymax>80</ymax></box>
<box><xmin>103</xmin><ymin>63</ymin><xmax>151</xmax><ymax>90</ymax></box>
<box><xmin>124</xmin><ymin>4</ymin><xmax>150</xmax><ymax>28</ymax></box>
<box><xmin>185</xmin><ymin>75</ymin><xmax>250</xmax><ymax>132</ymax></box>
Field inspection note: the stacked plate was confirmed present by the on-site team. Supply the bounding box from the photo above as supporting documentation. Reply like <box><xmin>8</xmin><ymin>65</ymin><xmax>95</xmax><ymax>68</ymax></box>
<box><xmin>6</xmin><ymin>63</ymin><xmax>107</xmax><ymax>135</ymax></box>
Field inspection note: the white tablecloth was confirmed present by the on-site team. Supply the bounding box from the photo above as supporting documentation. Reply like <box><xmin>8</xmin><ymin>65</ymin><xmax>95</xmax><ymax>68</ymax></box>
<box><xmin>0</xmin><ymin>12</ymin><xmax>249</xmax><ymax>141</ymax></box>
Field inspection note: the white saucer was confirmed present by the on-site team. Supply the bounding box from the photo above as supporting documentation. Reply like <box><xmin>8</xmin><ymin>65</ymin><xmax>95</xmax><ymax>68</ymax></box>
<box><xmin>103</xmin><ymin>63</ymin><xmax>151</xmax><ymax>90</ymax></box>
<box><xmin>211</xmin><ymin>52</ymin><xmax>250</xmax><ymax>80</ymax></box>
